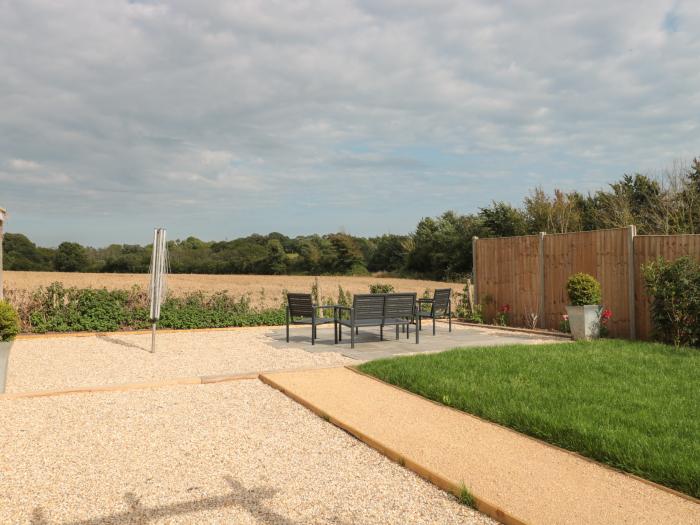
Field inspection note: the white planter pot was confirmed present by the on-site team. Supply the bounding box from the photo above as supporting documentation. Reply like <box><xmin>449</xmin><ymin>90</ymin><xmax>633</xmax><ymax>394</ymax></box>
<box><xmin>0</xmin><ymin>340</ymin><xmax>12</xmax><ymax>393</ymax></box>
<box><xmin>566</xmin><ymin>305</ymin><xmax>601</xmax><ymax>341</ymax></box>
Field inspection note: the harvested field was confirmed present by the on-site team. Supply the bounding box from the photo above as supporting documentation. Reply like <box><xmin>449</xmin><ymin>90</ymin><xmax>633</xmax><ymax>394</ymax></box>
<box><xmin>4</xmin><ymin>271</ymin><xmax>463</xmax><ymax>309</ymax></box>
<box><xmin>0</xmin><ymin>380</ymin><xmax>493</xmax><ymax>524</ymax></box>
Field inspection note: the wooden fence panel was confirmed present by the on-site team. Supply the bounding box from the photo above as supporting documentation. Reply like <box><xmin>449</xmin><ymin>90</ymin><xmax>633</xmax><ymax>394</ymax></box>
<box><xmin>542</xmin><ymin>228</ymin><xmax>630</xmax><ymax>337</ymax></box>
<box><xmin>475</xmin><ymin>235</ymin><xmax>540</xmax><ymax>326</ymax></box>
<box><xmin>634</xmin><ymin>234</ymin><xmax>700</xmax><ymax>339</ymax></box>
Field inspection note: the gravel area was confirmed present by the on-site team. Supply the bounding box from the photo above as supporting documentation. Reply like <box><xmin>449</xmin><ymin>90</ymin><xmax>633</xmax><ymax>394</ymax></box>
<box><xmin>6</xmin><ymin>328</ymin><xmax>353</xmax><ymax>393</ymax></box>
<box><xmin>0</xmin><ymin>380</ymin><xmax>494</xmax><ymax>524</ymax></box>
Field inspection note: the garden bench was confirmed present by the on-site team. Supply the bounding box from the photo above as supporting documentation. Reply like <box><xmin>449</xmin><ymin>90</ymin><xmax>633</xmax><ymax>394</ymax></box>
<box><xmin>336</xmin><ymin>293</ymin><xmax>418</xmax><ymax>348</ymax></box>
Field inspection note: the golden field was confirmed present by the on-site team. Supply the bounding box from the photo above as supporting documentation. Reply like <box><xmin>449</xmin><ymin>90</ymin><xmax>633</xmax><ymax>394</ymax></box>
<box><xmin>3</xmin><ymin>271</ymin><xmax>463</xmax><ymax>309</ymax></box>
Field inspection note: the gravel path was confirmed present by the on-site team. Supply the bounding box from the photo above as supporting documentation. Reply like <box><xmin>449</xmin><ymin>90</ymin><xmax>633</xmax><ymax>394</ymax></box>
<box><xmin>0</xmin><ymin>380</ymin><xmax>493</xmax><ymax>524</ymax></box>
<box><xmin>6</xmin><ymin>328</ymin><xmax>353</xmax><ymax>393</ymax></box>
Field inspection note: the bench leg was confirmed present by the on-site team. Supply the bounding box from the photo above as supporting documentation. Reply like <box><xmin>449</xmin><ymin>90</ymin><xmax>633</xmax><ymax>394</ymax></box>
<box><xmin>380</xmin><ymin>325</ymin><xmax>383</xmax><ymax>341</ymax></box>
<box><xmin>449</xmin><ymin>312</ymin><xmax>452</xmax><ymax>332</ymax></box>
<box><xmin>395</xmin><ymin>324</ymin><xmax>399</xmax><ymax>339</ymax></box>
<box><xmin>433</xmin><ymin>316</ymin><xmax>436</xmax><ymax>335</ymax></box>
<box><xmin>286</xmin><ymin>309</ymin><xmax>290</xmax><ymax>343</ymax></box>
<box><xmin>350</xmin><ymin>323</ymin><xmax>355</xmax><ymax>349</ymax></box>
<box><xmin>312</xmin><ymin>323</ymin><xmax>315</xmax><ymax>345</ymax></box>
<box><xmin>339</xmin><ymin>324</ymin><xmax>342</xmax><ymax>342</ymax></box>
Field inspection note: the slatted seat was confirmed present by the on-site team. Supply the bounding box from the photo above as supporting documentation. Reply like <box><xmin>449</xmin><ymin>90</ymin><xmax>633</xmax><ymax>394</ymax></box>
<box><xmin>286</xmin><ymin>293</ymin><xmax>335</xmax><ymax>345</ymax></box>
<box><xmin>417</xmin><ymin>288</ymin><xmax>452</xmax><ymax>334</ymax></box>
<box><xmin>336</xmin><ymin>293</ymin><xmax>418</xmax><ymax>348</ymax></box>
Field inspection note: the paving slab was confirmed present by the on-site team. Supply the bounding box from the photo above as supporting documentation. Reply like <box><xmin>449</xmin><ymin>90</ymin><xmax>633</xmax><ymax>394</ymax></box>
<box><xmin>265</xmin><ymin>323</ymin><xmax>560</xmax><ymax>361</ymax></box>
<box><xmin>260</xmin><ymin>367</ymin><xmax>700</xmax><ymax>525</ymax></box>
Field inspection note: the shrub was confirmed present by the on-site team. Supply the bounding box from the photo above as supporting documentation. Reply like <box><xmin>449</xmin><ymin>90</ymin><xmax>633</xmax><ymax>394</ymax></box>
<box><xmin>463</xmin><ymin>304</ymin><xmax>484</xmax><ymax>324</ymax></box>
<box><xmin>12</xmin><ymin>282</ymin><xmax>286</xmax><ymax>333</ymax></box>
<box><xmin>369</xmin><ymin>283</ymin><xmax>395</xmax><ymax>294</ymax></box>
<box><xmin>0</xmin><ymin>301</ymin><xmax>21</xmax><ymax>342</ymax></box>
<box><xmin>643</xmin><ymin>257</ymin><xmax>700</xmax><ymax>347</ymax></box>
<box><xmin>566</xmin><ymin>273</ymin><xmax>602</xmax><ymax>306</ymax></box>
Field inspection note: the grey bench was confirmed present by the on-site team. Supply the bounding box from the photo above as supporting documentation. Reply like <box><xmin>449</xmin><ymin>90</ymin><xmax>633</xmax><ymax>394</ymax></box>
<box><xmin>335</xmin><ymin>293</ymin><xmax>418</xmax><ymax>348</ymax></box>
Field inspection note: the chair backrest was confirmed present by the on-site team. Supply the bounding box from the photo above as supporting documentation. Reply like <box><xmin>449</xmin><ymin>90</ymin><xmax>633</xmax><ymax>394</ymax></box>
<box><xmin>432</xmin><ymin>289</ymin><xmax>452</xmax><ymax>314</ymax></box>
<box><xmin>384</xmin><ymin>293</ymin><xmax>416</xmax><ymax>318</ymax></box>
<box><xmin>287</xmin><ymin>293</ymin><xmax>314</xmax><ymax>317</ymax></box>
<box><xmin>352</xmin><ymin>294</ymin><xmax>385</xmax><ymax>320</ymax></box>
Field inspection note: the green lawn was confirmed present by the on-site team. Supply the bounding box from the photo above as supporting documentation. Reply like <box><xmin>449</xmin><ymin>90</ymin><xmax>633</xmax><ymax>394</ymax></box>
<box><xmin>358</xmin><ymin>340</ymin><xmax>700</xmax><ymax>498</ymax></box>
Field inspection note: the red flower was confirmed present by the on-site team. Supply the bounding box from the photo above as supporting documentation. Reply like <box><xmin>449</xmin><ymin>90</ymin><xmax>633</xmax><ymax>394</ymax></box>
<box><xmin>499</xmin><ymin>304</ymin><xmax>511</xmax><ymax>313</ymax></box>
<box><xmin>601</xmin><ymin>308</ymin><xmax>612</xmax><ymax>323</ymax></box>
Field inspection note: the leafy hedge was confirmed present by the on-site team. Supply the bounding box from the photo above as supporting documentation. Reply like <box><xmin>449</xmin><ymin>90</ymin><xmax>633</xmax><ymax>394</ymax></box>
<box><xmin>643</xmin><ymin>257</ymin><xmax>700</xmax><ymax>347</ymax></box>
<box><xmin>14</xmin><ymin>283</ymin><xmax>285</xmax><ymax>334</ymax></box>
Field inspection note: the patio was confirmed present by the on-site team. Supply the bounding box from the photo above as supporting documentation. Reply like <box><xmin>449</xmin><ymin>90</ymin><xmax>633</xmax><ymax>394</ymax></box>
<box><xmin>267</xmin><ymin>322</ymin><xmax>563</xmax><ymax>361</ymax></box>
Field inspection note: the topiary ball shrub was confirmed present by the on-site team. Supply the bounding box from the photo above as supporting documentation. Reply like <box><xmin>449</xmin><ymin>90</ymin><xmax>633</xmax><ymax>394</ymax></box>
<box><xmin>566</xmin><ymin>273</ymin><xmax>602</xmax><ymax>306</ymax></box>
<box><xmin>0</xmin><ymin>301</ymin><xmax>21</xmax><ymax>342</ymax></box>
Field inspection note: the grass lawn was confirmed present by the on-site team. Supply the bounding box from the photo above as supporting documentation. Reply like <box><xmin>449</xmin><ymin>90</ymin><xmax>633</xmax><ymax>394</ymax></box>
<box><xmin>358</xmin><ymin>339</ymin><xmax>700</xmax><ymax>498</ymax></box>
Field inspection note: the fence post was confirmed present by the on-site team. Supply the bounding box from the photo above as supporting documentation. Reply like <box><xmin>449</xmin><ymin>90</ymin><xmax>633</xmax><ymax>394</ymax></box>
<box><xmin>627</xmin><ymin>225</ymin><xmax>637</xmax><ymax>340</ymax></box>
<box><xmin>538</xmin><ymin>232</ymin><xmax>546</xmax><ymax>328</ymax></box>
<box><xmin>471</xmin><ymin>236</ymin><xmax>478</xmax><ymax>304</ymax></box>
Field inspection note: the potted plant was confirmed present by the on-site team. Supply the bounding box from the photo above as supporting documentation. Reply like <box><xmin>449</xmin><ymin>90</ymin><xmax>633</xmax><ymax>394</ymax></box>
<box><xmin>0</xmin><ymin>300</ymin><xmax>20</xmax><ymax>393</ymax></box>
<box><xmin>565</xmin><ymin>273</ymin><xmax>602</xmax><ymax>340</ymax></box>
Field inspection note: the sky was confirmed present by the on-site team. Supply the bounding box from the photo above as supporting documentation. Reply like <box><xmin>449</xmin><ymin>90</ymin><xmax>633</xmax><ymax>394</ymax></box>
<box><xmin>1</xmin><ymin>0</ymin><xmax>699</xmax><ymax>247</ymax></box>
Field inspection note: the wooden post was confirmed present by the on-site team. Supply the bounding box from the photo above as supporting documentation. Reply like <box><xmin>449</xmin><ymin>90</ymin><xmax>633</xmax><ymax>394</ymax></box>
<box><xmin>471</xmin><ymin>236</ymin><xmax>478</xmax><ymax>304</ymax></box>
<box><xmin>0</xmin><ymin>207</ymin><xmax>5</xmax><ymax>301</ymax></box>
<box><xmin>538</xmin><ymin>232</ymin><xmax>546</xmax><ymax>329</ymax></box>
<box><xmin>627</xmin><ymin>225</ymin><xmax>637</xmax><ymax>339</ymax></box>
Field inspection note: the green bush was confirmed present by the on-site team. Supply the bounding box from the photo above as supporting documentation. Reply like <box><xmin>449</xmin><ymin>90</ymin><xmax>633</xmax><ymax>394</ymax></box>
<box><xmin>0</xmin><ymin>301</ymin><xmax>21</xmax><ymax>342</ymax></box>
<box><xmin>369</xmin><ymin>283</ymin><xmax>395</xmax><ymax>294</ymax></box>
<box><xmin>566</xmin><ymin>273</ymin><xmax>602</xmax><ymax>306</ymax></box>
<box><xmin>15</xmin><ymin>282</ymin><xmax>286</xmax><ymax>333</ymax></box>
<box><xmin>643</xmin><ymin>257</ymin><xmax>700</xmax><ymax>347</ymax></box>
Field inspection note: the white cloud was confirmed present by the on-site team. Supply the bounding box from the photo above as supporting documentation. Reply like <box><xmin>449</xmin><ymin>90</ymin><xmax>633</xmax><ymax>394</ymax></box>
<box><xmin>0</xmin><ymin>0</ymin><xmax>698</xmax><ymax>244</ymax></box>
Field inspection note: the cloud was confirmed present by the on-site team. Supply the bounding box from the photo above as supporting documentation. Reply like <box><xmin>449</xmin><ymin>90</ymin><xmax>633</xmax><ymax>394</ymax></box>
<box><xmin>0</xmin><ymin>0</ymin><xmax>698</xmax><ymax>245</ymax></box>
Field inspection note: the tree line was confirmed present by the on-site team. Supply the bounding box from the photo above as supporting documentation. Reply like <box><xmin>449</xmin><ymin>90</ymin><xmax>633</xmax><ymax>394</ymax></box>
<box><xmin>4</xmin><ymin>158</ymin><xmax>699</xmax><ymax>281</ymax></box>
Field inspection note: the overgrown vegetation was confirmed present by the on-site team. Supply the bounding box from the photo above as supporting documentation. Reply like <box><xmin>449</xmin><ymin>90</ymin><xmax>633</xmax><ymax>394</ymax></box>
<box><xmin>369</xmin><ymin>283</ymin><xmax>395</xmax><ymax>294</ymax></box>
<box><xmin>10</xmin><ymin>283</ymin><xmax>286</xmax><ymax>333</ymax></box>
<box><xmin>644</xmin><ymin>257</ymin><xmax>700</xmax><ymax>347</ymax></box>
<box><xmin>5</xmin><ymin>159</ymin><xmax>699</xmax><ymax>280</ymax></box>
<box><xmin>566</xmin><ymin>273</ymin><xmax>602</xmax><ymax>306</ymax></box>
<box><xmin>360</xmin><ymin>340</ymin><xmax>700</xmax><ymax>498</ymax></box>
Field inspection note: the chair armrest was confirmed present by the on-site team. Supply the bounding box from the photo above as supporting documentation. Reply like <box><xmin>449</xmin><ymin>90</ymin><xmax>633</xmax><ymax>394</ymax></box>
<box><xmin>418</xmin><ymin>298</ymin><xmax>434</xmax><ymax>303</ymax></box>
<box><xmin>334</xmin><ymin>306</ymin><xmax>352</xmax><ymax>312</ymax></box>
<box><xmin>314</xmin><ymin>304</ymin><xmax>339</xmax><ymax>310</ymax></box>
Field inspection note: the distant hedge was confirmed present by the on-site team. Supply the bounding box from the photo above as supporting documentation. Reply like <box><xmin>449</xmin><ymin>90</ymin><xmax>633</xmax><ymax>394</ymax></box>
<box><xmin>9</xmin><ymin>283</ymin><xmax>286</xmax><ymax>334</ymax></box>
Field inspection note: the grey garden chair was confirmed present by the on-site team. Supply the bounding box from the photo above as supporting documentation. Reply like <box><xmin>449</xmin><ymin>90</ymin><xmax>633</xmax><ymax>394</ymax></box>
<box><xmin>417</xmin><ymin>288</ymin><xmax>452</xmax><ymax>335</ymax></box>
<box><xmin>286</xmin><ymin>293</ymin><xmax>335</xmax><ymax>345</ymax></box>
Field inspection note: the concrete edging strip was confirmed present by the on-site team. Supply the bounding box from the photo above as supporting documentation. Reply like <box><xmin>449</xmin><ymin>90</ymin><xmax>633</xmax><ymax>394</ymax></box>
<box><xmin>259</xmin><ymin>371</ymin><xmax>526</xmax><ymax>525</ymax></box>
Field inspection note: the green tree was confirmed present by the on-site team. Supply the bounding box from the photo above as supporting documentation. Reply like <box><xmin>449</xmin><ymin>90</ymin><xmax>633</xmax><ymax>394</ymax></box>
<box><xmin>263</xmin><ymin>239</ymin><xmax>288</xmax><ymax>275</ymax></box>
<box><xmin>479</xmin><ymin>201</ymin><xmax>528</xmax><ymax>237</ymax></box>
<box><xmin>54</xmin><ymin>242</ymin><xmax>88</xmax><ymax>272</ymax></box>
<box><xmin>328</xmin><ymin>233</ymin><xmax>365</xmax><ymax>274</ymax></box>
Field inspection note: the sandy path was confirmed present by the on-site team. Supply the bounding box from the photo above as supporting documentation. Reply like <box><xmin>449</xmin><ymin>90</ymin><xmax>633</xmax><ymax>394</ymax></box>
<box><xmin>0</xmin><ymin>380</ymin><xmax>493</xmax><ymax>524</ymax></box>
<box><xmin>6</xmin><ymin>327</ymin><xmax>352</xmax><ymax>393</ymax></box>
<box><xmin>262</xmin><ymin>367</ymin><xmax>700</xmax><ymax>525</ymax></box>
